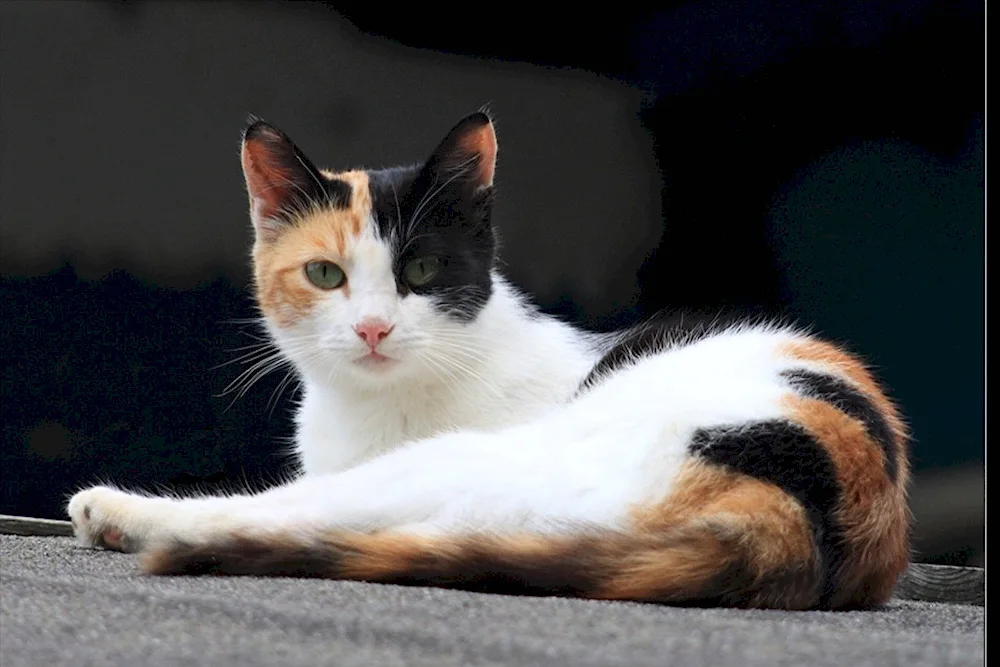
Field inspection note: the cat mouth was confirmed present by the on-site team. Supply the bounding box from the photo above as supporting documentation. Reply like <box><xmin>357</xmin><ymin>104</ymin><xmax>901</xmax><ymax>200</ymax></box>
<box><xmin>354</xmin><ymin>351</ymin><xmax>398</xmax><ymax>370</ymax></box>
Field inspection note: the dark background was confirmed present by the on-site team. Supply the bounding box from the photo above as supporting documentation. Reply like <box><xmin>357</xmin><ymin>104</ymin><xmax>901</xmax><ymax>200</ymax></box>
<box><xmin>0</xmin><ymin>1</ymin><xmax>983</xmax><ymax>565</ymax></box>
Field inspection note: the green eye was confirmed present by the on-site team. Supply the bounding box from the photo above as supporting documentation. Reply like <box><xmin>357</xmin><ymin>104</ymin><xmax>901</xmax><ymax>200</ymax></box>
<box><xmin>404</xmin><ymin>257</ymin><xmax>441</xmax><ymax>287</ymax></box>
<box><xmin>304</xmin><ymin>261</ymin><xmax>346</xmax><ymax>289</ymax></box>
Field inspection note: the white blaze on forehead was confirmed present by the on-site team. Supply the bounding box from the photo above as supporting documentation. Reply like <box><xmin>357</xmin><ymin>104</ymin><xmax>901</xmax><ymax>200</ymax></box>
<box><xmin>345</xmin><ymin>229</ymin><xmax>399</xmax><ymax>322</ymax></box>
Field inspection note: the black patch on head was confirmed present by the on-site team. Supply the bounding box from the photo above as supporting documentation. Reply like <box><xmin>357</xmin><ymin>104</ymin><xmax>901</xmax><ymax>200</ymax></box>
<box><xmin>689</xmin><ymin>420</ymin><xmax>848</xmax><ymax>608</ymax></box>
<box><xmin>781</xmin><ymin>369</ymin><xmax>898</xmax><ymax>482</ymax></box>
<box><xmin>365</xmin><ymin>114</ymin><xmax>498</xmax><ymax>322</ymax></box>
<box><xmin>317</xmin><ymin>177</ymin><xmax>353</xmax><ymax>210</ymax></box>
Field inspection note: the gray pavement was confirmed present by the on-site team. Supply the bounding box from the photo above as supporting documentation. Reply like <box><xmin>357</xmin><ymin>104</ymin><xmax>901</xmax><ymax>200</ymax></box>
<box><xmin>0</xmin><ymin>535</ymin><xmax>984</xmax><ymax>667</ymax></box>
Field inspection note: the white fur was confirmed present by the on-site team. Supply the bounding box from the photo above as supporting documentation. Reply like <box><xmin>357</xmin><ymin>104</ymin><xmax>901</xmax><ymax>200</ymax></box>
<box><xmin>291</xmin><ymin>272</ymin><xmax>604</xmax><ymax>473</ymax></box>
<box><xmin>69</xmin><ymin>264</ymin><xmax>816</xmax><ymax>551</ymax></box>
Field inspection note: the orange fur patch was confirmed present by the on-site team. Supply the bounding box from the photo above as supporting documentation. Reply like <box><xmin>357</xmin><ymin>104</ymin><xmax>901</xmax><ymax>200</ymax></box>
<box><xmin>781</xmin><ymin>338</ymin><xmax>911</xmax><ymax>605</ymax></box>
<box><xmin>620</xmin><ymin>461</ymin><xmax>819</xmax><ymax>607</ymax></box>
<box><xmin>595</xmin><ymin>525</ymin><xmax>739</xmax><ymax>602</ymax></box>
<box><xmin>337</xmin><ymin>170</ymin><xmax>374</xmax><ymax>221</ymax></box>
<box><xmin>329</xmin><ymin>533</ymin><xmax>436</xmax><ymax>579</ymax></box>
<box><xmin>252</xmin><ymin>170</ymin><xmax>373</xmax><ymax>326</ymax></box>
<box><xmin>331</xmin><ymin>532</ymin><xmax>561</xmax><ymax>581</ymax></box>
<box><xmin>781</xmin><ymin>339</ymin><xmax>909</xmax><ymax>468</ymax></box>
<box><xmin>785</xmin><ymin>395</ymin><xmax>910</xmax><ymax>606</ymax></box>
<box><xmin>253</xmin><ymin>253</ymin><xmax>319</xmax><ymax>328</ymax></box>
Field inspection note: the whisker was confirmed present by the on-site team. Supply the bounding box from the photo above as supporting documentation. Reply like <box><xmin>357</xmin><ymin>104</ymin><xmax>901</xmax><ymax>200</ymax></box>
<box><xmin>211</xmin><ymin>345</ymin><xmax>277</xmax><ymax>370</ymax></box>
<box><xmin>267</xmin><ymin>369</ymin><xmax>300</xmax><ymax>416</ymax></box>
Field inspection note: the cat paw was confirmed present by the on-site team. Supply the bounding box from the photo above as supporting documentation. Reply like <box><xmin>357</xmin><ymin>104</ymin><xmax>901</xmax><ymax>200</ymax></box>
<box><xmin>67</xmin><ymin>486</ymin><xmax>158</xmax><ymax>552</ymax></box>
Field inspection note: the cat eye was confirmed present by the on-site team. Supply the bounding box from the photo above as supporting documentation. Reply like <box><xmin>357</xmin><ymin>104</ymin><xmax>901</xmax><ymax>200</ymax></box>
<box><xmin>403</xmin><ymin>257</ymin><xmax>441</xmax><ymax>287</ymax></box>
<box><xmin>304</xmin><ymin>261</ymin><xmax>346</xmax><ymax>290</ymax></box>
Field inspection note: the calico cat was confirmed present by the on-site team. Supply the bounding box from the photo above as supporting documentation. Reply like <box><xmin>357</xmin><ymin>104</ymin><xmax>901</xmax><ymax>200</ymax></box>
<box><xmin>67</xmin><ymin>112</ymin><xmax>910</xmax><ymax>610</ymax></box>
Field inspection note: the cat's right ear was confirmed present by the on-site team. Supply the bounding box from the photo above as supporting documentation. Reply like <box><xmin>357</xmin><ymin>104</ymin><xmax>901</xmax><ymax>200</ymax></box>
<box><xmin>423</xmin><ymin>111</ymin><xmax>497</xmax><ymax>194</ymax></box>
<box><xmin>241</xmin><ymin>119</ymin><xmax>328</xmax><ymax>241</ymax></box>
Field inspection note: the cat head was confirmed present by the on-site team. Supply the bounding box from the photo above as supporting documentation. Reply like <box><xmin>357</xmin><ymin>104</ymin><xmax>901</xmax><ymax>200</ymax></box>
<box><xmin>242</xmin><ymin>112</ymin><xmax>498</xmax><ymax>388</ymax></box>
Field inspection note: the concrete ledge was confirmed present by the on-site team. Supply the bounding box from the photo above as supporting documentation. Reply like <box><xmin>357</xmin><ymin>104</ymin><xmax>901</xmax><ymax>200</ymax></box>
<box><xmin>0</xmin><ymin>514</ymin><xmax>74</xmax><ymax>537</ymax></box>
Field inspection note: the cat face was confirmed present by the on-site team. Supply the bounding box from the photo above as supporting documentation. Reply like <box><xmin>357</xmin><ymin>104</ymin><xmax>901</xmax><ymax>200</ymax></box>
<box><xmin>242</xmin><ymin>113</ymin><xmax>498</xmax><ymax>388</ymax></box>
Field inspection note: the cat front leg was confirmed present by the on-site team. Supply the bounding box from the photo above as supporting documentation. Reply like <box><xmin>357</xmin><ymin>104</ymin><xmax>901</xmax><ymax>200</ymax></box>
<box><xmin>65</xmin><ymin>431</ymin><xmax>519</xmax><ymax>554</ymax></box>
<box><xmin>67</xmin><ymin>483</ymin><xmax>304</xmax><ymax>552</ymax></box>
<box><xmin>68</xmin><ymin>486</ymin><xmax>180</xmax><ymax>552</ymax></box>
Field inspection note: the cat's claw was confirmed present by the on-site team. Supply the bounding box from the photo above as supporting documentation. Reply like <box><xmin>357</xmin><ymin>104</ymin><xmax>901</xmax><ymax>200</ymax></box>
<box><xmin>68</xmin><ymin>486</ymin><xmax>150</xmax><ymax>552</ymax></box>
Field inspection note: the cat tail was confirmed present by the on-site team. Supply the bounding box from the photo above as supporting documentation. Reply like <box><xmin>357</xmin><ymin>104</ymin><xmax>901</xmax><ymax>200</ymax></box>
<box><xmin>138</xmin><ymin>526</ymin><xmax>780</xmax><ymax>606</ymax></box>
<box><xmin>140</xmin><ymin>481</ymin><xmax>831</xmax><ymax>610</ymax></box>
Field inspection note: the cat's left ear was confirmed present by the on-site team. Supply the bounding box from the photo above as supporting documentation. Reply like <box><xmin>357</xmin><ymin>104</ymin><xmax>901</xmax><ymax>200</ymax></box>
<box><xmin>423</xmin><ymin>112</ymin><xmax>497</xmax><ymax>194</ymax></box>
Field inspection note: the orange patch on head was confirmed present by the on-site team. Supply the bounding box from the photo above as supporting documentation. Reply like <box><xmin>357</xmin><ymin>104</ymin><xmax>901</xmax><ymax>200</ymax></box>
<box><xmin>251</xmin><ymin>170</ymin><xmax>375</xmax><ymax>327</ymax></box>
<box><xmin>336</xmin><ymin>170</ymin><xmax>373</xmax><ymax>220</ymax></box>
<box><xmin>252</xmin><ymin>221</ymin><xmax>363</xmax><ymax>328</ymax></box>
<box><xmin>308</xmin><ymin>170</ymin><xmax>371</xmax><ymax>256</ymax></box>
<box><xmin>253</xmin><ymin>252</ymin><xmax>321</xmax><ymax>329</ymax></box>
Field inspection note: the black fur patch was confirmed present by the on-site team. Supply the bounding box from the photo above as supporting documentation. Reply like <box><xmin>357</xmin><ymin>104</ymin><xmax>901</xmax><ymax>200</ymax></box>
<box><xmin>781</xmin><ymin>369</ymin><xmax>898</xmax><ymax>481</ymax></box>
<box><xmin>689</xmin><ymin>420</ymin><xmax>847</xmax><ymax>608</ymax></box>
<box><xmin>317</xmin><ymin>177</ymin><xmax>353</xmax><ymax>210</ymax></box>
<box><xmin>366</xmin><ymin>162</ymin><xmax>496</xmax><ymax>322</ymax></box>
<box><xmin>580</xmin><ymin>312</ymin><xmax>747</xmax><ymax>390</ymax></box>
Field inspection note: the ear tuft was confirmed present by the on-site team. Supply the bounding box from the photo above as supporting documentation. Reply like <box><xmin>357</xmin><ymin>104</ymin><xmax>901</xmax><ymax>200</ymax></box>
<box><xmin>243</xmin><ymin>112</ymin><xmax>264</xmax><ymax>133</ymax></box>
<box><xmin>242</xmin><ymin>116</ymin><xmax>282</xmax><ymax>144</ymax></box>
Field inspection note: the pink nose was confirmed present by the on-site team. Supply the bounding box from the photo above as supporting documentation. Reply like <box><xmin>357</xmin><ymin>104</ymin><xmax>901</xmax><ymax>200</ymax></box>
<box><xmin>354</xmin><ymin>319</ymin><xmax>393</xmax><ymax>349</ymax></box>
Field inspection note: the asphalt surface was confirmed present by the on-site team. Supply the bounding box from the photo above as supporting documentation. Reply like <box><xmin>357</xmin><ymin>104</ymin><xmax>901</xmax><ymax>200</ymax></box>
<box><xmin>1</xmin><ymin>535</ymin><xmax>984</xmax><ymax>667</ymax></box>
